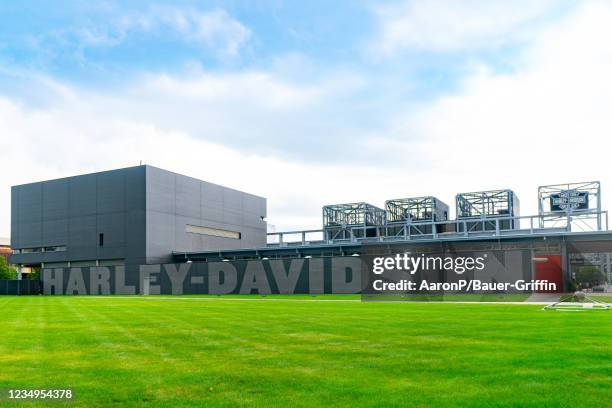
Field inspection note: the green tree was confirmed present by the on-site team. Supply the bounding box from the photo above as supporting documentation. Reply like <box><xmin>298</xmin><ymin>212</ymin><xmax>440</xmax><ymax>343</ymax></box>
<box><xmin>27</xmin><ymin>267</ymin><xmax>41</xmax><ymax>281</ymax></box>
<box><xmin>0</xmin><ymin>257</ymin><xmax>17</xmax><ymax>280</ymax></box>
<box><xmin>575</xmin><ymin>266</ymin><xmax>607</xmax><ymax>288</ymax></box>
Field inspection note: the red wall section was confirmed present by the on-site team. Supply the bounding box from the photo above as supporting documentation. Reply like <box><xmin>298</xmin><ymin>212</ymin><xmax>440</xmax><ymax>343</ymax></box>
<box><xmin>534</xmin><ymin>255</ymin><xmax>563</xmax><ymax>293</ymax></box>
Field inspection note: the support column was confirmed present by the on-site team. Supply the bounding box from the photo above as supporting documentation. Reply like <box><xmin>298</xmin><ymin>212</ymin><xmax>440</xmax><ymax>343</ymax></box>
<box><xmin>561</xmin><ymin>240</ymin><xmax>569</xmax><ymax>292</ymax></box>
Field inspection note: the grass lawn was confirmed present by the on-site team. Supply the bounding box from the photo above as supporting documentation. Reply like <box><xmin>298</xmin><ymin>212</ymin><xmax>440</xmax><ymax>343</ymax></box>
<box><xmin>1</xmin><ymin>296</ymin><xmax>610</xmax><ymax>407</ymax></box>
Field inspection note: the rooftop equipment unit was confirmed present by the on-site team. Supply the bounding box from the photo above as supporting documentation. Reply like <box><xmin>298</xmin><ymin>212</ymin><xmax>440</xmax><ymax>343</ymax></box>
<box><xmin>455</xmin><ymin>189</ymin><xmax>520</xmax><ymax>232</ymax></box>
<box><xmin>323</xmin><ymin>202</ymin><xmax>386</xmax><ymax>240</ymax></box>
<box><xmin>385</xmin><ymin>196</ymin><xmax>449</xmax><ymax>237</ymax></box>
<box><xmin>386</xmin><ymin>196</ymin><xmax>449</xmax><ymax>223</ymax></box>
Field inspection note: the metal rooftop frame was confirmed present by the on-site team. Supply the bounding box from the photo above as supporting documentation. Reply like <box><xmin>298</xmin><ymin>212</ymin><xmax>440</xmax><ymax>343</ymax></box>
<box><xmin>455</xmin><ymin>189</ymin><xmax>520</xmax><ymax>232</ymax></box>
<box><xmin>456</xmin><ymin>189</ymin><xmax>519</xmax><ymax>219</ymax></box>
<box><xmin>322</xmin><ymin>202</ymin><xmax>385</xmax><ymax>227</ymax></box>
<box><xmin>322</xmin><ymin>202</ymin><xmax>386</xmax><ymax>241</ymax></box>
<box><xmin>385</xmin><ymin>196</ymin><xmax>449</xmax><ymax>223</ymax></box>
<box><xmin>538</xmin><ymin>181</ymin><xmax>602</xmax><ymax>231</ymax></box>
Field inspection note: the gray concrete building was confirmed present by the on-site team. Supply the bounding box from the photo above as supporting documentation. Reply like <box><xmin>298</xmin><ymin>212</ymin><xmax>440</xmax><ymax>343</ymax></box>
<box><xmin>10</xmin><ymin>165</ymin><xmax>266</xmax><ymax>275</ymax></box>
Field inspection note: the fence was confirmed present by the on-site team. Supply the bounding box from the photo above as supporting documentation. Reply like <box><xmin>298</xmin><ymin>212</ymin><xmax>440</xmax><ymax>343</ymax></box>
<box><xmin>0</xmin><ymin>279</ymin><xmax>41</xmax><ymax>295</ymax></box>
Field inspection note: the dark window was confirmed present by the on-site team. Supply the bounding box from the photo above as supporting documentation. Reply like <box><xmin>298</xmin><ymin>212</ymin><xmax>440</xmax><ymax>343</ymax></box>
<box><xmin>99</xmin><ymin>233</ymin><xmax>104</xmax><ymax>247</ymax></box>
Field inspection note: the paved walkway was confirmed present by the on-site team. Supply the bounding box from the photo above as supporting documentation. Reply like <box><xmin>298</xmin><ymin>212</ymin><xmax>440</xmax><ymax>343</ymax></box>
<box><xmin>526</xmin><ymin>293</ymin><xmax>562</xmax><ymax>303</ymax></box>
<box><xmin>91</xmin><ymin>296</ymin><xmax>557</xmax><ymax>305</ymax></box>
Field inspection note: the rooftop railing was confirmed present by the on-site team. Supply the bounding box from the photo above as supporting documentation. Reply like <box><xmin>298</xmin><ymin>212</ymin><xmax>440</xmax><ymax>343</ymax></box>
<box><xmin>266</xmin><ymin>210</ymin><xmax>609</xmax><ymax>247</ymax></box>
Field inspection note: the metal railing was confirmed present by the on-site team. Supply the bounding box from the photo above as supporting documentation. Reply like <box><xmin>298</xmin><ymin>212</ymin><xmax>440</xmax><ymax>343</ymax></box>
<box><xmin>267</xmin><ymin>211</ymin><xmax>609</xmax><ymax>247</ymax></box>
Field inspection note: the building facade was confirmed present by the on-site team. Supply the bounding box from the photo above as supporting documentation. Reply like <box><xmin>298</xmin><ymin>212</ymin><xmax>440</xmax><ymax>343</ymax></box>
<box><xmin>8</xmin><ymin>169</ymin><xmax>612</xmax><ymax>296</ymax></box>
<box><xmin>10</xmin><ymin>165</ymin><xmax>267</xmax><ymax>275</ymax></box>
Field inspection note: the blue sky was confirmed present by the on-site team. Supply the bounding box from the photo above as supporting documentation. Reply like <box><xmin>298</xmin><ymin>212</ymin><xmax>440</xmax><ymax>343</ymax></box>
<box><xmin>1</xmin><ymin>0</ymin><xmax>611</xmax><ymax>236</ymax></box>
<box><xmin>0</xmin><ymin>1</ymin><xmax>374</xmax><ymax>73</ymax></box>
<box><xmin>0</xmin><ymin>1</ymin><xmax>570</xmax><ymax>98</ymax></box>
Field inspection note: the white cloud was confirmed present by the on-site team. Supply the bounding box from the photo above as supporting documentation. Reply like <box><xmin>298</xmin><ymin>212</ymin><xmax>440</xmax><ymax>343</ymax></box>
<box><xmin>371</xmin><ymin>0</ymin><xmax>562</xmax><ymax>55</ymax></box>
<box><xmin>0</xmin><ymin>70</ymin><xmax>386</xmax><ymax>238</ymax></box>
<box><xmin>133</xmin><ymin>7</ymin><xmax>251</xmax><ymax>57</ymax></box>
<box><xmin>41</xmin><ymin>6</ymin><xmax>251</xmax><ymax>59</ymax></box>
<box><xmin>86</xmin><ymin>67</ymin><xmax>368</xmax><ymax>158</ymax></box>
<box><xmin>378</xmin><ymin>0</ymin><xmax>612</xmax><ymax>215</ymax></box>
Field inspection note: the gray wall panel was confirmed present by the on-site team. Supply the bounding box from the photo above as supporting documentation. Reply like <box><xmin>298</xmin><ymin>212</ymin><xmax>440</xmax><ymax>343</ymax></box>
<box><xmin>222</xmin><ymin>209</ymin><xmax>243</xmax><ymax>225</ymax></box>
<box><xmin>97</xmin><ymin>172</ymin><xmax>125</xmax><ymax>214</ymax></box>
<box><xmin>125</xmin><ymin>167</ymin><xmax>146</xmax><ymax>211</ymax></box>
<box><xmin>176</xmin><ymin>175</ymin><xmax>200</xmax><ymax>218</ymax></box>
<box><xmin>19</xmin><ymin>221</ymin><xmax>42</xmax><ymax>248</ymax></box>
<box><xmin>201</xmin><ymin>182</ymin><xmax>224</xmax><ymax>205</ymax></box>
<box><xmin>201</xmin><ymin>206</ymin><xmax>224</xmax><ymax>223</ymax></box>
<box><xmin>10</xmin><ymin>186</ymin><xmax>19</xmax><ymax>248</ymax></box>
<box><xmin>42</xmin><ymin>219</ymin><xmax>68</xmax><ymax>245</ymax></box>
<box><xmin>68</xmin><ymin>215</ymin><xmax>97</xmax><ymax>260</ymax></box>
<box><xmin>146</xmin><ymin>166</ymin><xmax>175</xmax><ymax>214</ymax></box>
<box><xmin>242</xmin><ymin>213</ymin><xmax>266</xmax><ymax>229</ymax></box>
<box><xmin>69</xmin><ymin>174</ymin><xmax>97</xmax><ymax>217</ymax></box>
<box><xmin>17</xmin><ymin>183</ymin><xmax>43</xmax><ymax>249</ymax></box>
<box><xmin>125</xmin><ymin>209</ymin><xmax>146</xmax><ymax>256</ymax></box>
<box><xmin>243</xmin><ymin>194</ymin><xmax>266</xmax><ymax>217</ymax></box>
<box><xmin>146</xmin><ymin>210</ymin><xmax>175</xmax><ymax>263</ymax></box>
<box><xmin>42</xmin><ymin>179</ymin><xmax>69</xmax><ymax>220</ymax></box>
<box><xmin>125</xmin><ymin>166</ymin><xmax>147</xmax><ymax>265</ymax></box>
<box><xmin>222</xmin><ymin>188</ymin><xmax>243</xmax><ymax>211</ymax></box>
<box><xmin>97</xmin><ymin>245</ymin><xmax>125</xmax><ymax>260</ymax></box>
<box><xmin>97</xmin><ymin>212</ymin><xmax>126</xmax><ymax>246</ymax></box>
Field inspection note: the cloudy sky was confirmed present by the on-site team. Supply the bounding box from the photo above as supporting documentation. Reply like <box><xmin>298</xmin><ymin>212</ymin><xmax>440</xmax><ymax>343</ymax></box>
<box><xmin>1</xmin><ymin>0</ymin><xmax>611</xmax><ymax>237</ymax></box>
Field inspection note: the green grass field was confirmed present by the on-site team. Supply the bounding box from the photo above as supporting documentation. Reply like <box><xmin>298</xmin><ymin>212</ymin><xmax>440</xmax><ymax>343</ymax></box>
<box><xmin>1</xmin><ymin>296</ymin><xmax>611</xmax><ymax>407</ymax></box>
